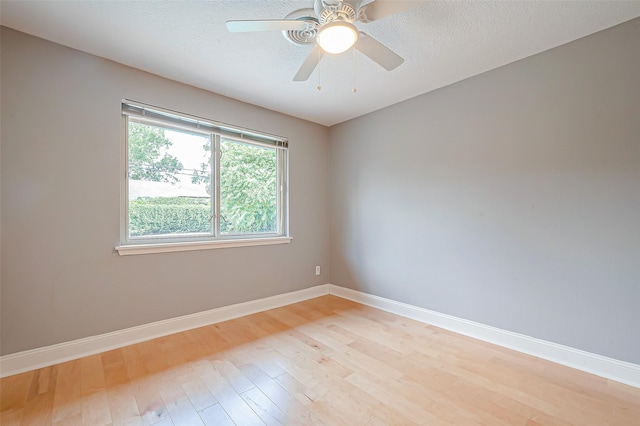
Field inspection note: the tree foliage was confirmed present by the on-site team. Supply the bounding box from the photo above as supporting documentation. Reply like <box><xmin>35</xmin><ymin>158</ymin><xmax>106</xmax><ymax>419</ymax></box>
<box><xmin>220</xmin><ymin>141</ymin><xmax>277</xmax><ymax>234</ymax></box>
<box><xmin>129</xmin><ymin>122</ymin><xmax>183</xmax><ymax>183</ymax></box>
<box><xmin>192</xmin><ymin>139</ymin><xmax>278</xmax><ymax>234</ymax></box>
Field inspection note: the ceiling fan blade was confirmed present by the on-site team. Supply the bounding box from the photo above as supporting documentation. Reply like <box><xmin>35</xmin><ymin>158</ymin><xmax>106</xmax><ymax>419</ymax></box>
<box><xmin>293</xmin><ymin>46</ymin><xmax>325</xmax><ymax>81</ymax></box>
<box><xmin>355</xmin><ymin>32</ymin><xmax>404</xmax><ymax>71</ymax></box>
<box><xmin>358</xmin><ymin>0</ymin><xmax>427</xmax><ymax>23</ymax></box>
<box><xmin>226</xmin><ymin>19</ymin><xmax>309</xmax><ymax>32</ymax></box>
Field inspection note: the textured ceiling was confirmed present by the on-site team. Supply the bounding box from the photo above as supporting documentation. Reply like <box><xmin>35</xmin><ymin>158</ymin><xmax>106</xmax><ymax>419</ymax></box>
<box><xmin>2</xmin><ymin>1</ymin><xmax>639</xmax><ymax>126</ymax></box>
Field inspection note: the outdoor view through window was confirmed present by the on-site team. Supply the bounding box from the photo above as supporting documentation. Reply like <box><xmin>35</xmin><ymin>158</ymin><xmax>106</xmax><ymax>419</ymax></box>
<box><xmin>126</xmin><ymin>114</ymin><xmax>283</xmax><ymax>242</ymax></box>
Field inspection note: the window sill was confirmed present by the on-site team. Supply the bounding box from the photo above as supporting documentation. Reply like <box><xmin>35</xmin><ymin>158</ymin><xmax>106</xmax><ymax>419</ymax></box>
<box><xmin>115</xmin><ymin>236</ymin><xmax>292</xmax><ymax>256</ymax></box>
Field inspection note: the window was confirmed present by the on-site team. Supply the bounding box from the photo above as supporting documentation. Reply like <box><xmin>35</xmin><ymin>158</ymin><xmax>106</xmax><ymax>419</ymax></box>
<box><xmin>117</xmin><ymin>101</ymin><xmax>289</xmax><ymax>255</ymax></box>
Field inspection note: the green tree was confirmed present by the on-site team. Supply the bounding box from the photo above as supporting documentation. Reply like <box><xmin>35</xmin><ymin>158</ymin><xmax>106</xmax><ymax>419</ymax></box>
<box><xmin>191</xmin><ymin>138</ymin><xmax>211</xmax><ymax>192</ymax></box>
<box><xmin>129</xmin><ymin>122</ymin><xmax>183</xmax><ymax>183</ymax></box>
<box><xmin>220</xmin><ymin>141</ymin><xmax>277</xmax><ymax>233</ymax></box>
<box><xmin>192</xmin><ymin>139</ymin><xmax>277</xmax><ymax>233</ymax></box>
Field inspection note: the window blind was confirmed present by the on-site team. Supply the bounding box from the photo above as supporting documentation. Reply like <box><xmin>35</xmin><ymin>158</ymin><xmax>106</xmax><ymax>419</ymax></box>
<box><xmin>122</xmin><ymin>100</ymin><xmax>288</xmax><ymax>149</ymax></box>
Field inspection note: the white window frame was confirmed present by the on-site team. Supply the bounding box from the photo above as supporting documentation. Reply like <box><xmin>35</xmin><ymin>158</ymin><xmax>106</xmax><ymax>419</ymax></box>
<box><xmin>116</xmin><ymin>100</ymin><xmax>290</xmax><ymax>255</ymax></box>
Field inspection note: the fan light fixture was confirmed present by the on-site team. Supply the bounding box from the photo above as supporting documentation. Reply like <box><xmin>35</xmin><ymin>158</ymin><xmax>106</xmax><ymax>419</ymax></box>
<box><xmin>317</xmin><ymin>21</ymin><xmax>358</xmax><ymax>54</ymax></box>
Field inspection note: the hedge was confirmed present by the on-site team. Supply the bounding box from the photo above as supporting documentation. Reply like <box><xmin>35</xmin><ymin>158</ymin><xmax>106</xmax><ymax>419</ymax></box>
<box><xmin>129</xmin><ymin>196</ymin><xmax>277</xmax><ymax>236</ymax></box>
<box><xmin>129</xmin><ymin>197</ymin><xmax>211</xmax><ymax>236</ymax></box>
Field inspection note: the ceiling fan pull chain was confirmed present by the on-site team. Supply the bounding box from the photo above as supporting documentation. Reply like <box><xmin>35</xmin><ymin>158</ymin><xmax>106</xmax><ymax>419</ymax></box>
<box><xmin>317</xmin><ymin>45</ymin><xmax>322</xmax><ymax>91</ymax></box>
<box><xmin>353</xmin><ymin>45</ymin><xmax>357</xmax><ymax>93</ymax></box>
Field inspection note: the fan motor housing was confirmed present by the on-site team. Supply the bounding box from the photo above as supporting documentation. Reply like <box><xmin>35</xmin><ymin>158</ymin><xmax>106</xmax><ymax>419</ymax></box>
<box><xmin>282</xmin><ymin>9</ymin><xmax>320</xmax><ymax>45</ymax></box>
<box><xmin>316</xmin><ymin>1</ymin><xmax>357</xmax><ymax>25</ymax></box>
<box><xmin>283</xmin><ymin>1</ymin><xmax>361</xmax><ymax>46</ymax></box>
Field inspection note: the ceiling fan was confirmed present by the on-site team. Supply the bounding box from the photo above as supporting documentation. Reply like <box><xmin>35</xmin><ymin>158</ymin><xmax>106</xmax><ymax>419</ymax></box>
<box><xmin>226</xmin><ymin>0</ymin><xmax>424</xmax><ymax>81</ymax></box>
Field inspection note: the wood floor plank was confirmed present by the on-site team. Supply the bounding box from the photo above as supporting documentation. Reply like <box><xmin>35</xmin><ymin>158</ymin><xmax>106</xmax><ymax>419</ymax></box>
<box><xmin>345</xmin><ymin>371</ymin><xmax>444</xmax><ymax>425</ymax></box>
<box><xmin>79</xmin><ymin>355</ymin><xmax>111</xmax><ymax>426</ymax></box>
<box><xmin>1</xmin><ymin>370</ymin><xmax>33</xmax><ymax>412</ymax></box>
<box><xmin>179</xmin><ymin>375</ymin><xmax>217</xmax><ymax>412</ymax></box>
<box><xmin>211</xmin><ymin>358</ymin><xmax>255</xmax><ymax>394</ymax></box>
<box><xmin>238</xmin><ymin>363</ymin><xmax>325</xmax><ymax>425</ymax></box>
<box><xmin>198</xmin><ymin>403</ymin><xmax>234</xmax><ymax>426</ymax></box>
<box><xmin>1</xmin><ymin>408</ymin><xmax>24</xmax><ymax>425</ymax></box>
<box><xmin>194</xmin><ymin>359</ymin><xmax>264</xmax><ymax>425</ymax></box>
<box><xmin>2</xmin><ymin>295</ymin><xmax>639</xmax><ymax>425</ymax></box>
<box><xmin>101</xmin><ymin>349</ymin><xmax>139</xmax><ymax>424</ymax></box>
<box><xmin>105</xmin><ymin>390</ymin><xmax>141</xmax><ymax>426</ymax></box>
<box><xmin>20</xmin><ymin>366</ymin><xmax>58</xmax><ymax>426</ymax></box>
<box><xmin>241</xmin><ymin>386</ymin><xmax>289</xmax><ymax>425</ymax></box>
<box><xmin>53</xmin><ymin>413</ymin><xmax>83</xmax><ymax>426</ymax></box>
<box><xmin>52</xmin><ymin>360</ymin><xmax>82</xmax><ymax>424</ymax></box>
<box><xmin>159</xmin><ymin>384</ymin><xmax>203</xmax><ymax>426</ymax></box>
<box><xmin>120</xmin><ymin>345</ymin><xmax>170</xmax><ymax>426</ymax></box>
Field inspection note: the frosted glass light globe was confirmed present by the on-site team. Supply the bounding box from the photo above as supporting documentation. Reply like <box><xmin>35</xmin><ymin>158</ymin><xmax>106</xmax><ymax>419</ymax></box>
<box><xmin>317</xmin><ymin>21</ymin><xmax>358</xmax><ymax>54</ymax></box>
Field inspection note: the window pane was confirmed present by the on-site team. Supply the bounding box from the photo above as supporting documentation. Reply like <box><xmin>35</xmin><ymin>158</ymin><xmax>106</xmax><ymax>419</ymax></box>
<box><xmin>220</xmin><ymin>139</ymin><xmax>278</xmax><ymax>234</ymax></box>
<box><xmin>128</xmin><ymin>121</ymin><xmax>212</xmax><ymax>238</ymax></box>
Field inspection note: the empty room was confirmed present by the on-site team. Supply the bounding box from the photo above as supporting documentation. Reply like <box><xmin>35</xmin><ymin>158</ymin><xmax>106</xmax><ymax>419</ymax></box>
<box><xmin>1</xmin><ymin>1</ymin><xmax>639</xmax><ymax>425</ymax></box>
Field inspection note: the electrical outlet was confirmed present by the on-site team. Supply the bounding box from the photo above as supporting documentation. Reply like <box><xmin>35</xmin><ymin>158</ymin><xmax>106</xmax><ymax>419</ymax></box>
<box><xmin>315</xmin><ymin>266</ymin><xmax>321</xmax><ymax>276</ymax></box>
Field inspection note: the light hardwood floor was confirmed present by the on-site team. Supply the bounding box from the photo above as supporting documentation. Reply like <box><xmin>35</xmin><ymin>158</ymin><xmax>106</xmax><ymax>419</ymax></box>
<box><xmin>1</xmin><ymin>295</ymin><xmax>639</xmax><ymax>425</ymax></box>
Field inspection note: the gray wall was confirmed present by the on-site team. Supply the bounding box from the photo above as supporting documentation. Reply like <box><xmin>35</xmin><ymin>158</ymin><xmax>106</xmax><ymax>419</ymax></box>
<box><xmin>0</xmin><ymin>28</ymin><xmax>330</xmax><ymax>355</ymax></box>
<box><xmin>329</xmin><ymin>19</ymin><xmax>640</xmax><ymax>364</ymax></box>
<box><xmin>2</xmin><ymin>18</ymin><xmax>639</xmax><ymax>365</ymax></box>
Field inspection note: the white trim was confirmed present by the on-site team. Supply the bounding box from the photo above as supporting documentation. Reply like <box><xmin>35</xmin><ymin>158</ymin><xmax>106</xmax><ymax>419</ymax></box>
<box><xmin>0</xmin><ymin>284</ymin><xmax>329</xmax><ymax>378</ymax></box>
<box><xmin>115</xmin><ymin>236</ymin><xmax>292</xmax><ymax>256</ymax></box>
<box><xmin>327</xmin><ymin>284</ymin><xmax>640</xmax><ymax>389</ymax></box>
<box><xmin>2</xmin><ymin>283</ymin><xmax>638</xmax><ymax>389</ymax></box>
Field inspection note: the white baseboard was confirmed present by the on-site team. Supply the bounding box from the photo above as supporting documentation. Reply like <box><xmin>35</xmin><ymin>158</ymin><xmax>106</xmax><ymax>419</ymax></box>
<box><xmin>2</xmin><ymin>283</ymin><xmax>638</xmax><ymax>389</ymax></box>
<box><xmin>0</xmin><ymin>284</ymin><xmax>331</xmax><ymax>378</ymax></box>
<box><xmin>327</xmin><ymin>284</ymin><xmax>640</xmax><ymax>389</ymax></box>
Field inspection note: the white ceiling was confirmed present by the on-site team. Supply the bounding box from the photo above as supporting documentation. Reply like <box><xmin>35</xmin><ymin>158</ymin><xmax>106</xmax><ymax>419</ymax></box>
<box><xmin>2</xmin><ymin>1</ymin><xmax>639</xmax><ymax>126</ymax></box>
